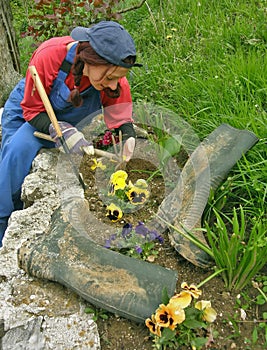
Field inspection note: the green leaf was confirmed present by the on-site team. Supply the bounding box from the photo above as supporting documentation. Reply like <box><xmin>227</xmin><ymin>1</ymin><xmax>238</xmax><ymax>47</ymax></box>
<box><xmin>252</xmin><ymin>326</ymin><xmax>258</xmax><ymax>344</ymax></box>
<box><xmin>160</xmin><ymin>327</ymin><xmax>177</xmax><ymax>342</ymax></box>
<box><xmin>84</xmin><ymin>307</ymin><xmax>95</xmax><ymax>314</ymax></box>
<box><xmin>256</xmin><ymin>295</ymin><xmax>266</xmax><ymax>305</ymax></box>
<box><xmin>183</xmin><ymin>318</ymin><xmax>206</xmax><ymax>329</ymax></box>
<box><xmin>100</xmin><ymin>313</ymin><xmax>109</xmax><ymax>320</ymax></box>
<box><xmin>162</xmin><ymin>286</ymin><xmax>170</xmax><ymax>305</ymax></box>
<box><xmin>160</xmin><ymin>135</ymin><xmax>181</xmax><ymax>163</ymax></box>
<box><xmin>192</xmin><ymin>336</ymin><xmax>209</xmax><ymax>348</ymax></box>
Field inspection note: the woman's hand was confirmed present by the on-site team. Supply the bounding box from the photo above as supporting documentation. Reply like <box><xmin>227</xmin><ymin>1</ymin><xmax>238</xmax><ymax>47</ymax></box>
<box><xmin>122</xmin><ymin>136</ymin><xmax>135</xmax><ymax>162</ymax></box>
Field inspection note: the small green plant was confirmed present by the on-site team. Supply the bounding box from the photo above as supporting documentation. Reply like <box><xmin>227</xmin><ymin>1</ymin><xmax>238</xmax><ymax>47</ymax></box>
<box><xmin>253</xmin><ymin>276</ymin><xmax>267</xmax><ymax>306</ymax></box>
<box><xmin>103</xmin><ymin>170</ymin><xmax>150</xmax><ymax>221</ymax></box>
<box><xmin>205</xmin><ymin>206</ymin><xmax>267</xmax><ymax>291</ymax></box>
<box><xmin>158</xmin><ymin>205</ymin><xmax>266</xmax><ymax>292</ymax></box>
<box><xmin>123</xmin><ymin>240</ymin><xmax>160</xmax><ymax>261</ymax></box>
<box><xmin>84</xmin><ymin>305</ymin><xmax>109</xmax><ymax>322</ymax></box>
<box><xmin>104</xmin><ymin>221</ymin><xmax>164</xmax><ymax>261</ymax></box>
<box><xmin>224</xmin><ymin>278</ymin><xmax>267</xmax><ymax>347</ymax></box>
<box><xmin>145</xmin><ymin>281</ymin><xmax>217</xmax><ymax>350</ymax></box>
<box><xmin>252</xmin><ymin>277</ymin><xmax>267</xmax><ymax>346</ymax></box>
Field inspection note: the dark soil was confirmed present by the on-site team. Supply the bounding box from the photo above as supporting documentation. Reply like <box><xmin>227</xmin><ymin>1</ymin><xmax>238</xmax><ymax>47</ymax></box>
<box><xmin>80</xmin><ymin>154</ymin><xmax>266</xmax><ymax>350</ymax></box>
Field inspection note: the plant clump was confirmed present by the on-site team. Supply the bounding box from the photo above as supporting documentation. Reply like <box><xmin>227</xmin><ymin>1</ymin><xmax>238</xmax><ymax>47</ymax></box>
<box><xmin>146</xmin><ymin>282</ymin><xmax>217</xmax><ymax>350</ymax></box>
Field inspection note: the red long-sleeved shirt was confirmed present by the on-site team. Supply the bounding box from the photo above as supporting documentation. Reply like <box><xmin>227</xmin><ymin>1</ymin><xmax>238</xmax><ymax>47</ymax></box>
<box><xmin>21</xmin><ymin>36</ymin><xmax>133</xmax><ymax>129</ymax></box>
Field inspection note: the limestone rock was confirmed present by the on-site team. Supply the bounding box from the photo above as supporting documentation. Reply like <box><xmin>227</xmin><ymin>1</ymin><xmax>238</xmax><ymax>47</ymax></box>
<box><xmin>0</xmin><ymin>149</ymin><xmax>100</xmax><ymax>350</ymax></box>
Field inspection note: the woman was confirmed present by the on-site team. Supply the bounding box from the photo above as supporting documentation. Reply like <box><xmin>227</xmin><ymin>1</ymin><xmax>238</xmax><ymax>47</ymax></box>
<box><xmin>0</xmin><ymin>21</ymin><xmax>141</xmax><ymax>246</ymax></box>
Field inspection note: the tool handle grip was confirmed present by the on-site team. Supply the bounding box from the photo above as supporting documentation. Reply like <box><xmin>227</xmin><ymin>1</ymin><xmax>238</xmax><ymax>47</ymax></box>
<box><xmin>33</xmin><ymin>131</ymin><xmax>118</xmax><ymax>160</ymax></box>
<box><xmin>28</xmin><ymin>65</ymin><xmax>63</xmax><ymax>138</ymax></box>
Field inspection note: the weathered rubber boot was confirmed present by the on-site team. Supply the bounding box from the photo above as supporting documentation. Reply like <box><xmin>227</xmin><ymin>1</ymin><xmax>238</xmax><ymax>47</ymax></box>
<box><xmin>17</xmin><ymin>199</ymin><xmax>178</xmax><ymax>323</ymax></box>
<box><xmin>151</xmin><ymin>124</ymin><xmax>258</xmax><ymax>268</ymax></box>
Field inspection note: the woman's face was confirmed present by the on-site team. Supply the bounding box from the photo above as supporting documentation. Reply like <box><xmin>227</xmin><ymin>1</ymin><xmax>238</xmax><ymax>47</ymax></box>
<box><xmin>83</xmin><ymin>64</ymin><xmax>129</xmax><ymax>91</ymax></box>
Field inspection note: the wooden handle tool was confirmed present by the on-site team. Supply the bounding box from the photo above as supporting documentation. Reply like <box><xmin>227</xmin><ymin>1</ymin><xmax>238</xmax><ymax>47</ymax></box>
<box><xmin>33</xmin><ymin>131</ymin><xmax>119</xmax><ymax>161</ymax></box>
<box><xmin>28</xmin><ymin>65</ymin><xmax>87</xmax><ymax>189</ymax></box>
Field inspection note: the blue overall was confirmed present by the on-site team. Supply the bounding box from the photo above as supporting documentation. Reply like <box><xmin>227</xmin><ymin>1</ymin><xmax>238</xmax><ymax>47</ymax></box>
<box><xmin>0</xmin><ymin>43</ymin><xmax>102</xmax><ymax>246</ymax></box>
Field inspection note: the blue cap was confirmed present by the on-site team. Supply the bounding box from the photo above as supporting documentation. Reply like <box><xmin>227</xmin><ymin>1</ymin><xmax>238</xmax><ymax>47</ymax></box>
<box><xmin>70</xmin><ymin>21</ymin><xmax>142</xmax><ymax>68</ymax></box>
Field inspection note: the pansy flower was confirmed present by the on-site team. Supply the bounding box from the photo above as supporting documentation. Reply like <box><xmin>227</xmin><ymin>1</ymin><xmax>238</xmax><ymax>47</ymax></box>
<box><xmin>126</xmin><ymin>186</ymin><xmax>150</xmax><ymax>204</ymax></box>
<box><xmin>168</xmin><ymin>291</ymin><xmax>192</xmax><ymax>309</ymax></box>
<box><xmin>108</xmin><ymin>170</ymin><xmax>128</xmax><ymax>195</ymax></box>
<box><xmin>181</xmin><ymin>282</ymin><xmax>202</xmax><ymax>299</ymax></box>
<box><xmin>154</xmin><ymin>304</ymin><xmax>172</xmax><ymax>328</ymax></box>
<box><xmin>134</xmin><ymin>179</ymin><xmax>149</xmax><ymax>188</ymax></box>
<box><xmin>90</xmin><ymin>158</ymin><xmax>106</xmax><ymax>170</ymax></box>
<box><xmin>195</xmin><ymin>300</ymin><xmax>217</xmax><ymax>323</ymax></box>
<box><xmin>135</xmin><ymin>245</ymin><xmax>142</xmax><ymax>254</ymax></box>
<box><xmin>106</xmin><ymin>203</ymin><xmax>123</xmax><ymax>222</ymax></box>
<box><xmin>121</xmin><ymin>223</ymin><xmax>133</xmax><ymax>238</ymax></box>
<box><xmin>102</xmin><ymin>131</ymin><xmax>113</xmax><ymax>146</ymax></box>
<box><xmin>145</xmin><ymin>315</ymin><xmax>162</xmax><ymax>336</ymax></box>
<box><xmin>155</xmin><ymin>303</ymin><xmax>185</xmax><ymax>330</ymax></box>
<box><xmin>135</xmin><ymin>221</ymin><xmax>149</xmax><ymax>236</ymax></box>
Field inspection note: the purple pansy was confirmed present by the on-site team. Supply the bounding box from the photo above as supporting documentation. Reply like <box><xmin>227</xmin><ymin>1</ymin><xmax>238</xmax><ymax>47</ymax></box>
<box><xmin>121</xmin><ymin>223</ymin><xmax>133</xmax><ymax>238</ymax></box>
<box><xmin>104</xmin><ymin>239</ymin><xmax>111</xmax><ymax>248</ymax></box>
<box><xmin>135</xmin><ymin>221</ymin><xmax>149</xmax><ymax>236</ymax></box>
<box><xmin>135</xmin><ymin>245</ymin><xmax>143</xmax><ymax>254</ymax></box>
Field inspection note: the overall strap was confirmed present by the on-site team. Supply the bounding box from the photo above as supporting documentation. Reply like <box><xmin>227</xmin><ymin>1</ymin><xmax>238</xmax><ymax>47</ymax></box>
<box><xmin>59</xmin><ymin>43</ymin><xmax>78</xmax><ymax>75</ymax></box>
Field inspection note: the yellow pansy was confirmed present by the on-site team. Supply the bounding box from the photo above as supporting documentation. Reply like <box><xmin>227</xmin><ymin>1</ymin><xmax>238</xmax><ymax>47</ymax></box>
<box><xmin>134</xmin><ymin>179</ymin><xmax>148</xmax><ymax>189</ymax></box>
<box><xmin>126</xmin><ymin>186</ymin><xmax>150</xmax><ymax>205</ymax></box>
<box><xmin>166</xmin><ymin>305</ymin><xmax>186</xmax><ymax>329</ymax></box>
<box><xmin>168</xmin><ymin>290</ymin><xmax>192</xmax><ymax>309</ymax></box>
<box><xmin>90</xmin><ymin>158</ymin><xmax>106</xmax><ymax>170</ymax></box>
<box><xmin>195</xmin><ymin>300</ymin><xmax>217</xmax><ymax>323</ymax></box>
<box><xmin>108</xmin><ymin>170</ymin><xmax>128</xmax><ymax>194</ymax></box>
<box><xmin>155</xmin><ymin>303</ymin><xmax>185</xmax><ymax>330</ymax></box>
<box><xmin>145</xmin><ymin>314</ymin><xmax>162</xmax><ymax>336</ymax></box>
<box><xmin>181</xmin><ymin>282</ymin><xmax>202</xmax><ymax>299</ymax></box>
<box><xmin>106</xmin><ymin>203</ymin><xmax>123</xmax><ymax>222</ymax></box>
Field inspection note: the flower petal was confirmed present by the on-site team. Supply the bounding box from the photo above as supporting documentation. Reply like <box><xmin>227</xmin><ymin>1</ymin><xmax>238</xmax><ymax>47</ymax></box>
<box><xmin>195</xmin><ymin>300</ymin><xmax>217</xmax><ymax>323</ymax></box>
<box><xmin>134</xmin><ymin>179</ymin><xmax>148</xmax><ymax>188</ymax></box>
<box><xmin>106</xmin><ymin>203</ymin><xmax>123</xmax><ymax>222</ymax></box>
<box><xmin>204</xmin><ymin>306</ymin><xmax>217</xmax><ymax>323</ymax></box>
<box><xmin>155</xmin><ymin>304</ymin><xmax>171</xmax><ymax>327</ymax></box>
<box><xmin>109</xmin><ymin>170</ymin><xmax>128</xmax><ymax>191</ymax></box>
<box><xmin>170</xmin><ymin>306</ymin><xmax>185</xmax><ymax>326</ymax></box>
<box><xmin>90</xmin><ymin>158</ymin><xmax>106</xmax><ymax>170</ymax></box>
<box><xmin>126</xmin><ymin>186</ymin><xmax>150</xmax><ymax>204</ymax></box>
<box><xmin>145</xmin><ymin>316</ymin><xmax>161</xmax><ymax>336</ymax></box>
<box><xmin>195</xmin><ymin>300</ymin><xmax>211</xmax><ymax>310</ymax></box>
<box><xmin>181</xmin><ymin>282</ymin><xmax>202</xmax><ymax>299</ymax></box>
<box><xmin>169</xmin><ymin>291</ymin><xmax>192</xmax><ymax>309</ymax></box>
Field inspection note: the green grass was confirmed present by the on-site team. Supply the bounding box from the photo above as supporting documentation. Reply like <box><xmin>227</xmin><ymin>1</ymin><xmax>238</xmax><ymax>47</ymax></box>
<box><xmin>125</xmin><ymin>0</ymin><xmax>267</xmax><ymax>136</ymax></box>
<box><xmin>124</xmin><ymin>0</ymin><xmax>267</xmax><ymax>256</ymax></box>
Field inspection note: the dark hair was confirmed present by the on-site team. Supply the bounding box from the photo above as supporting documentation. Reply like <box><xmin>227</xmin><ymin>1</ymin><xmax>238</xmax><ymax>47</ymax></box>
<box><xmin>69</xmin><ymin>42</ymin><xmax>136</xmax><ymax>106</ymax></box>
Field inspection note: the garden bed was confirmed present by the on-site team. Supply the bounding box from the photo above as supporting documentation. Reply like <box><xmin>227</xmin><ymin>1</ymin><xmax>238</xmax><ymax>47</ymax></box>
<box><xmin>79</xmin><ymin>153</ymin><xmax>266</xmax><ymax>350</ymax></box>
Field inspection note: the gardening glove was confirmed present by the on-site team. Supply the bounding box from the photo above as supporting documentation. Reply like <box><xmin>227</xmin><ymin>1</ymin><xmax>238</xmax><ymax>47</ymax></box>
<box><xmin>49</xmin><ymin>121</ymin><xmax>94</xmax><ymax>156</ymax></box>
<box><xmin>123</xmin><ymin>137</ymin><xmax>136</xmax><ymax>162</ymax></box>
<box><xmin>115</xmin><ymin>123</ymin><xmax>136</xmax><ymax>162</ymax></box>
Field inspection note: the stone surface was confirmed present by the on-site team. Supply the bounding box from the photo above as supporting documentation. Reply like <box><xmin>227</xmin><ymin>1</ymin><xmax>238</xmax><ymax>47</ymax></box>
<box><xmin>0</xmin><ymin>149</ymin><xmax>100</xmax><ymax>350</ymax></box>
